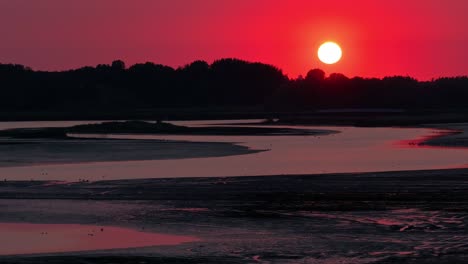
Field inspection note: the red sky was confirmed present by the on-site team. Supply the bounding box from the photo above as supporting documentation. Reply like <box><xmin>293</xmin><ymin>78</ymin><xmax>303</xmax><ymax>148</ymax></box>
<box><xmin>1</xmin><ymin>0</ymin><xmax>467</xmax><ymax>80</ymax></box>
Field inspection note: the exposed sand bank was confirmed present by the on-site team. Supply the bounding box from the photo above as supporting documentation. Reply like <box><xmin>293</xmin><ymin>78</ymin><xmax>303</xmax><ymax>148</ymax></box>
<box><xmin>0</xmin><ymin>138</ymin><xmax>263</xmax><ymax>168</ymax></box>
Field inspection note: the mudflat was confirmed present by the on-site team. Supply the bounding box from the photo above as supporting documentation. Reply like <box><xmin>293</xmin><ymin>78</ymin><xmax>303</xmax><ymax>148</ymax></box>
<box><xmin>1</xmin><ymin>168</ymin><xmax>468</xmax><ymax>263</ymax></box>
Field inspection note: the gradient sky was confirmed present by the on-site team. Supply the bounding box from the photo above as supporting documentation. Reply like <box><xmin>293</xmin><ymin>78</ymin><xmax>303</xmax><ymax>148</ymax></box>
<box><xmin>1</xmin><ymin>0</ymin><xmax>467</xmax><ymax>80</ymax></box>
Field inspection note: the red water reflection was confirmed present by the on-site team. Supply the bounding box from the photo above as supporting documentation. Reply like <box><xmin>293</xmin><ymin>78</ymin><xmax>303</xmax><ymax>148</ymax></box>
<box><xmin>0</xmin><ymin>223</ymin><xmax>198</xmax><ymax>255</ymax></box>
<box><xmin>395</xmin><ymin>129</ymin><xmax>465</xmax><ymax>149</ymax></box>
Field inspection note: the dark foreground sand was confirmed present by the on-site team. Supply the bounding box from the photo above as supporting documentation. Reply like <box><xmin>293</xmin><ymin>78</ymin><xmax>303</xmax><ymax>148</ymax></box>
<box><xmin>1</xmin><ymin>168</ymin><xmax>468</xmax><ymax>263</ymax></box>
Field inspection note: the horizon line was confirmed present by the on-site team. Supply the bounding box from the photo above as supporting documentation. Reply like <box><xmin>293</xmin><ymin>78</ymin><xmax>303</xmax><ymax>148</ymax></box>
<box><xmin>1</xmin><ymin>58</ymin><xmax>467</xmax><ymax>81</ymax></box>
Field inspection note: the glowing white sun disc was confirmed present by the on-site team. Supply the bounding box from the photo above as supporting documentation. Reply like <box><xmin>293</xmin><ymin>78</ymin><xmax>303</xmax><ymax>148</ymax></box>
<box><xmin>318</xmin><ymin>42</ymin><xmax>342</xmax><ymax>64</ymax></box>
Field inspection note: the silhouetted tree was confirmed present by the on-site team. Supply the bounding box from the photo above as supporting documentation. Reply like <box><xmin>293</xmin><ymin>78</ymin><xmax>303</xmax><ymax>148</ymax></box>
<box><xmin>305</xmin><ymin>69</ymin><xmax>325</xmax><ymax>83</ymax></box>
<box><xmin>111</xmin><ymin>60</ymin><xmax>126</xmax><ymax>71</ymax></box>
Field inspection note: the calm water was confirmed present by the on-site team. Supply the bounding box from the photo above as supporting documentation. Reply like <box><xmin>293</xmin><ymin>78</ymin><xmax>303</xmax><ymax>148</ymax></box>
<box><xmin>0</xmin><ymin>120</ymin><xmax>467</xmax><ymax>181</ymax></box>
<box><xmin>0</xmin><ymin>222</ymin><xmax>197</xmax><ymax>255</ymax></box>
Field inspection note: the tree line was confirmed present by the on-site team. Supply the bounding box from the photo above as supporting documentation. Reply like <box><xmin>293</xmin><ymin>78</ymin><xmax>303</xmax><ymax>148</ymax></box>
<box><xmin>1</xmin><ymin>58</ymin><xmax>467</xmax><ymax>112</ymax></box>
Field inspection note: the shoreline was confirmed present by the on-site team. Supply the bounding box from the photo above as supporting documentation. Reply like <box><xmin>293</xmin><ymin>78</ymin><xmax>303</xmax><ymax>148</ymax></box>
<box><xmin>419</xmin><ymin>123</ymin><xmax>468</xmax><ymax>148</ymax></box>
<box><xmin>2</xmin><ymin>167</ymin><xmax>468</xmax><ymax>201</ymax></box>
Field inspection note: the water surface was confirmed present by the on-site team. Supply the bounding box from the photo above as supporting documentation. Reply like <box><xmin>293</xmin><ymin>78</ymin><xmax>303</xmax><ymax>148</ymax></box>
<box><xmin>0</xmin><ymin>222</ymin><xmax>197</xmax><ymax>255</ymax></box>
<box><xmin>1</xmin><ymin>121</ymin><xmax>467</xmax><ymax>181</ymax></box>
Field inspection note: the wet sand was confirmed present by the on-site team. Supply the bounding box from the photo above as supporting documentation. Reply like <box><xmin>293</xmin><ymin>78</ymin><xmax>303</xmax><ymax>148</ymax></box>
<box><xmin>1</xmin><ymin>169</ymin><xmax>468</xmax><ymax>263</ymax></box>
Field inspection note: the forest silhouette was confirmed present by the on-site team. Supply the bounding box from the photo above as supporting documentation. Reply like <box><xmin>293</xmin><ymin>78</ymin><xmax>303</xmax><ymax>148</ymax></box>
<box><xmin>1</xmin><ymin>59</ymin><xmax>468</xmax><ymax>115</ymax></box>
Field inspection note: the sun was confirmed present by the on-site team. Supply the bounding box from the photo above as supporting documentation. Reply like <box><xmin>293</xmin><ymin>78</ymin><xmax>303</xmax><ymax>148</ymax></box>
<box><xmin>318</xmin><ymin>42</ymin><xmax>342</xmax><ymax>64</ymax></box>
